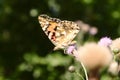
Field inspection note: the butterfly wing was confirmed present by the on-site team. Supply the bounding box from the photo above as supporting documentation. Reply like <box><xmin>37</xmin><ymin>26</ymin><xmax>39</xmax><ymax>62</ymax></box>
<box><xmin>53</xmin><ymin>20</ymin><xmax>80</xmax><ymax>50</ymax></box>
<box><xmin>38</xmin><ymin>15</ymin><xmax>61</xmax><ymax>45</ymax></box>
<box><xmin>38</xmin><ymin>14</ymin><xmax>80</xmax><ymax>50</ymax></box>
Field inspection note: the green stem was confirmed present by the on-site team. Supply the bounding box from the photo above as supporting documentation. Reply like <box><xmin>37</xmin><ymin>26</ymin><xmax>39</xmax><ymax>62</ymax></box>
<box><xmin>80</xmin><ymin>62</ymin><xmax>88</xmax><ymax>80</ymax></box>
<box><xmin>73</xmin><ymin>50</ymin><xmax>88</xmax><ymax>80</ymax></box>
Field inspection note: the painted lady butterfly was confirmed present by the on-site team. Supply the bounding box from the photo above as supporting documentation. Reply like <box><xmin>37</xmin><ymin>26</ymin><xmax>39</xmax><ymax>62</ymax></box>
<box><xmin>38</xmin><ymin>14</ymin><xmax>80</xmax><ymax>50</ymax></box>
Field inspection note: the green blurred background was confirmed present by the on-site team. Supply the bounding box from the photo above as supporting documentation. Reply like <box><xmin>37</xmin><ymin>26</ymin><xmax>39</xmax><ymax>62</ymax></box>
<box><xmin>0</xmin><ymin>0</ymin><xmax>120</xmax><ymax>80</ymax></box>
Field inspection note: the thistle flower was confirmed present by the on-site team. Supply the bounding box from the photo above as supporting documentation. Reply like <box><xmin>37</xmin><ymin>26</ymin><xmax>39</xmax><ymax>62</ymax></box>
<box><xmin>66</xmin><ymin>45</ymin><xmax>76</xmax><ymax>55</ymax></box>
<box><xmin>74</xmin><ymin>42</ymin><xmax>113</xmax><ymax>80</ymax></box>
<box><xmin>98</xmin><ymin>37</ymin><xmax>112</xmax><ymax>47</ymax></box>
<box><xmin>108</xmin><ymin>61</ymin><xmax>119</xmax><ymax>75</ymax></box>
<box><xmin>89</xmin><ymin>27</ymin><xmax>98</xmax><ymax>35</ymax></box>
<box><xmin>75</xmin><ymin>42</ymin><xmax>113</xmax><ymax>71</ymax></box>
<box><xmin>81</xmin><ymin>24</ymin><xmax>90</xmax><ymax>33</ymax></box>
<box><xmin>110</xmin><ymin>38</ymin><xmax>120</xmax><ymax>53</ymax></box>
<box><xmin>65</xmin><ymin>43</ymin><xmax>77</xmax><ymax>55</ymax></box>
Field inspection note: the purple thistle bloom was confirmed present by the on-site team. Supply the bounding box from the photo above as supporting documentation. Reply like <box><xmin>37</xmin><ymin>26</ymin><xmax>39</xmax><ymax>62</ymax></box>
<box><xmin>98</xmin><ymin>37</ymin><xmax>112</xmax><ymax>47</ymax></box>
<box><xmin>65</xmin><ymin>44</ymin><xmax>76</xmax><ymax>55</ymax></box>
